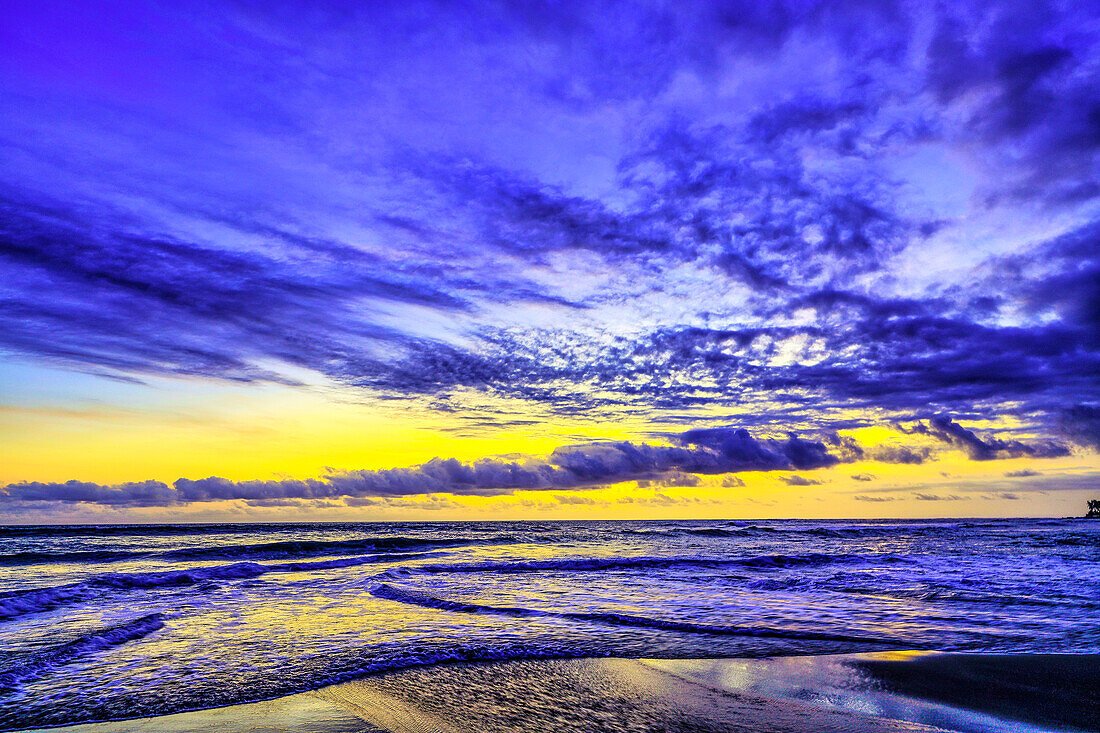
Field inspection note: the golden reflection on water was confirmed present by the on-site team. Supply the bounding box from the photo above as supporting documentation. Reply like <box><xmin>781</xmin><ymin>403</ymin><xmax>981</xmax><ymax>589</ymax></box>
<box><xmin>864</xmin><ymin>649</ymin><xmax>939</xmax><ymax>662</ymax></box>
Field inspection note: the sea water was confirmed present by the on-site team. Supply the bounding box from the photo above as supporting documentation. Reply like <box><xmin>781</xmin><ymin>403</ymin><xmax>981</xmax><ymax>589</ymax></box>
<box><xmin>0</xmin><ymin>518</ymin><xmax>1096</xmax><ymax>729</ymax></box>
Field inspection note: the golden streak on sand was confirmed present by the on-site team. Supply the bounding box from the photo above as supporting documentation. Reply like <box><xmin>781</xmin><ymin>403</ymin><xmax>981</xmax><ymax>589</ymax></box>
<box><xmin>311</xmin><ymin>681</ymin><xmax>462</xmax><ymax>733</ymax></box>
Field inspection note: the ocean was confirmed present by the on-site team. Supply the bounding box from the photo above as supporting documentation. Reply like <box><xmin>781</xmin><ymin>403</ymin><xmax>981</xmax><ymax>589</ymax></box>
<box><xmin>0</xmin><ymin>518</ymin><xmax>1096</xmax><ymax>730</ymax></box>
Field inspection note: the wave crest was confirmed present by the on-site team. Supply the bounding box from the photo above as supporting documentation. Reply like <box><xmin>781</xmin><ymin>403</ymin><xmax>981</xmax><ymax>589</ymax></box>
<box><xmin>369</xmin><ymin>583</ymin><xmax>894</xmax><ymax>644</ymax></box>
<box><xmin>0</xmin><ymin>614</ymin><xmax>165</xmax><ymax>689</ymax></box>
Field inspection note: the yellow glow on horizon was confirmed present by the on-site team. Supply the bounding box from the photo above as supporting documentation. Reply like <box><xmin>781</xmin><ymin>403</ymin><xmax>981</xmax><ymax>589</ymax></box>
<box><xmin>0</xmin><ymin>379</ymin><xmax>663</xmax><ymax>485</ymax></box>
<box><xmin>3</xmin><ymin>373</ymin><xmax>1099</xmax><ymax>522</ymax></box>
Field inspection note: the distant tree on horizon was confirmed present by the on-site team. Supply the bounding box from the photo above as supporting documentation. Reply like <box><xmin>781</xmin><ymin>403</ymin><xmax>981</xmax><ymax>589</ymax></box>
<box><xmin>1087</xmin><ymin>499</ymin><xmax>1100</xmax><ymax>518</ymax></box>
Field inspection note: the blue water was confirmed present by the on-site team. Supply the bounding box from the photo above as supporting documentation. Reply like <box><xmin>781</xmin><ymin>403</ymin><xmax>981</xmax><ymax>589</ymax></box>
<box><xmin>0</xmin><ymin>518</ymin><xmax>1096</xmax><ymax>729</ymax></box>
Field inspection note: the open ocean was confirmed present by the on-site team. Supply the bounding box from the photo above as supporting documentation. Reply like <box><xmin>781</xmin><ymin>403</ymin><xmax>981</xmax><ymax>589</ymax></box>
<box><xmin>0</xmin><ymin>518</ymin><xmax>1097</xmax><ymax>729</ymax></box>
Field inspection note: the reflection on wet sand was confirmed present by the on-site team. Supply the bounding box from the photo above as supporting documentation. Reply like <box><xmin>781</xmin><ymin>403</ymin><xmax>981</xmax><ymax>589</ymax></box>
<box><xmin>27</xmin><ymin>652</ymin><xmax>1098</xmax><ymax>733</ymax></box>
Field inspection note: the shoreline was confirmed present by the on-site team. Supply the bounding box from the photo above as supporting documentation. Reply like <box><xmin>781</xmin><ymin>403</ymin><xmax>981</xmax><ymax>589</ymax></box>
<box><xmin>19</xmin><ymin>651</ymin><xmax>1100</xmax><ymax>733</ymax></box>
<box><xmin>1</xmin><ymin>516</ymin><xmax>1089</xmax><ymax>528</ymax></box>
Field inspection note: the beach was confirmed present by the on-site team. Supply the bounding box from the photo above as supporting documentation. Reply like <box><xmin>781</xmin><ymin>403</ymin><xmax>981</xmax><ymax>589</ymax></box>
<box><xmin>4</xmin><ymin>520</ymin><xmax>1098</xmax><ymax>730</ymax></box>
<box><xmin>24</xmin><ymin>652</ymin><xmax>1099</xmax><ymax>733</ymax></box>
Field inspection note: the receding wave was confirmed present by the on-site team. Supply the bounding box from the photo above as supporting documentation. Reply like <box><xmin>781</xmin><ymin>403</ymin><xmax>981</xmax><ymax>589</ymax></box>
<box><xmin>787</xmin><ymin>524</ymin><xmax>962</xmax><ymax>539</ymax></box>
<box><xmin>0</xmin><ymin>553</ymin><xmax>433</xmax><ymax>621</ymax></box>
<box><xmin>380</xmin><ymin>552</ymin><xmax>903</xmax><ymax>579</ymax></box>
<box><xmin>0</xmin><ymin>524</ymin><xmax>292</xmax><ymax>538</ymax></box>
<box><xmin>0</xmin><ymin>614</ymin><xmax>165</xmax><ymax>689</ymax></box>
<box><xmin>370</xmin><ymin>583</ymin><xmax>894</xmax><ymax>644</ymax></box>
<box><xmin>0</xmin><ymin>584</ymin><xmax>98</xmax><ymax>620</ymax></box>
<box><xmin>623</xmin><ymin>526</ymin><xmax>750</xmax><ymax>538</ymax></box>
<box><xmin>0</xmin><ymin>564</ymin><xmax>267</xmax><ymax>620</ymax></box>
<box><xmin>1030</xmin><ymin>532</ymin><xmax>1100</xmax><ymax>548</ymax></box>
<box><xmin>0</xmin><ymin>534</ymin><xmax>514</xmax><ymax>567</ymax></box>
<box><xmin>623</xmin><ymin>523</ymin><xmax>984</xmax><ymax>540</ymax></box>
<box><xmin>0</xmin><ymin>549</ymin><xmax>148</xmax><ymax>567</ymax></box>
<box><xmin>0</xmin><ymin>550</ymin><xmax>900</xmax><ymax>622</ymax></box>
<box><xmin>623</xmin><ymin>524</ymin><xmax>806</xmax><ymax>538</ymax></box>
<box><xmin>874</xmin><ymin>587</ymin><xmax>1100</xmax><ymax>609</ymax></box>
<box><xmin>158</xmin><ymin>535</ymin><xmax>509</xmax><ymax>562</ymax></box>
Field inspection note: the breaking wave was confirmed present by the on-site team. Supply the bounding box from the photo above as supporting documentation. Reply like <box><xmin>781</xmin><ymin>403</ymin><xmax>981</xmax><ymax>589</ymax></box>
<box><xmin>0</xmin><ymin>614</ymin><xmax>165</xmax><ymax>689</ymax></box>
<box><xmin>369</xmin><ymin>583</ymin><xmax>895</xmax><ymax>644</ymax></box>
<box><xmin>378</xmin><ymin>552</ymin><xmax>904</xmax><ymax>579</ymax></box>
<box><xmin>0</xmin><ymin>553</ymin><xmax>436</xmax><ymax>621</ymax></box>
<box><xmin>0</xmin><ymin>534</ymin><xmax>513</xmax><ymax>567</ymax></box>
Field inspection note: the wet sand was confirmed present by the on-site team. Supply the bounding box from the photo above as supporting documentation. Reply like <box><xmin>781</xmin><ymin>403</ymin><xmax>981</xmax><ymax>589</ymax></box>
<box><xmin>22</xmin><ymin>653</ymin><xmax>1099</xmax><ymax>733</ymax></box>
<box><xmin>854</xmin><ymin>652</ymin><xmax>1100</xmax><ymax>731</ymax></box>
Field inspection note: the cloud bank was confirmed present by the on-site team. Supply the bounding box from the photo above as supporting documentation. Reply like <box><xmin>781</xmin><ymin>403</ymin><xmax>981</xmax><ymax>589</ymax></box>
<box><xmin>1</xmin><ymin>426</ymin><xmax>836</xmax><ymax>507</ymax></box>
<box><xmin>1</xmin><ymin>417</ymin><xmax>1077</xmax><ymax>509</ymax></box>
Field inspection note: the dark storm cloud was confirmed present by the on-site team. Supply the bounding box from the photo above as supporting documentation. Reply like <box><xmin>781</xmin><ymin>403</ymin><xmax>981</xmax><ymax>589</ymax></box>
<box><xmin>0</xmin><ymin>197</ymin><xmax>399</xmax><ymax>381</ymax></box>
<box><xmin>745</xmin><ymin>97</ymin><xmax>870</xmax><ymax>145</ymax></box>
<box><xmin>0</xmin><ymin>426</ymin><xmax>835</xmax><ymax>506</ymax></box>
<box><xmin>391</xmin><ymin>103</ymin><xmax>911</xmax><ymax>292</ymax></box>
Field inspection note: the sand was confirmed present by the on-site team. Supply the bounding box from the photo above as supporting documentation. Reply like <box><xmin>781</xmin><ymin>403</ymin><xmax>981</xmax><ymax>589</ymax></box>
<box><xmin>853</xmin><ymin>652</ymin><xmax>1100</xmax><ymax>731</ymax></box>
<box><xmin>20</xmin><ymin>653</ymin><xmax>1099</xmax><ymax>733</ymax></box>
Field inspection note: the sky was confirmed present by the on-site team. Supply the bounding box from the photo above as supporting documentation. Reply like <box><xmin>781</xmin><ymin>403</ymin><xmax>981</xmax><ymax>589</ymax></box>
<box><xmin>1</xmin><ymin>0</ymin><xmax>1098</xmax><ymax>523</ymax></box>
